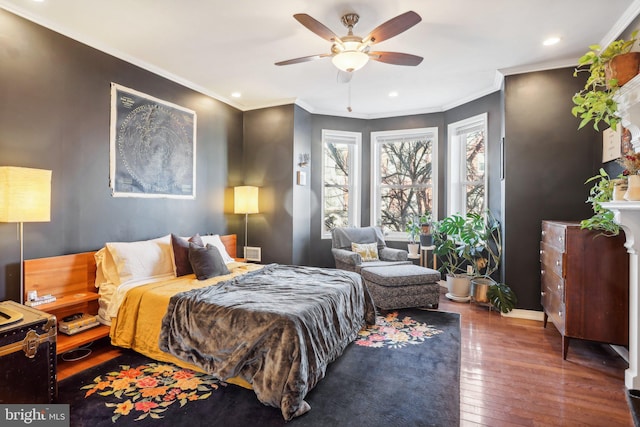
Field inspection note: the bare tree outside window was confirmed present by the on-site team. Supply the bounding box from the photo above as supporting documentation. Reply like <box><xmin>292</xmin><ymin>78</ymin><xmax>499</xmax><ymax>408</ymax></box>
<box><xmin>465</xmin><ymin>130</ymin><xmax>485</xmax><ymax>215</ymax></box>
<box><xmin>448</xmin><ymin>114</ymin><xmax>487</xmax><ymax>217</ymax></box>
<box><xmin>322</xmin><ymin>130</ymin><xmax>360</xmax><ymax>237</ymax></box>
<box><xmin>323</xmin><ymin>142</ymin><xmax>350</xmax><ymax>232</ymax></box>
<box><xmin>372</xmin><ymin>131</ymin><xmax>435</xmax><ymax>235</ymax></box>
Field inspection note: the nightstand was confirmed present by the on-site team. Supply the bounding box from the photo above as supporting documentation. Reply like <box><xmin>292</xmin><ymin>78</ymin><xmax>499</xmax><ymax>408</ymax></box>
<box><xmin>24</xmin><ymin>252</ymin><xmax>110</xmax><ymax>355</ymax></box>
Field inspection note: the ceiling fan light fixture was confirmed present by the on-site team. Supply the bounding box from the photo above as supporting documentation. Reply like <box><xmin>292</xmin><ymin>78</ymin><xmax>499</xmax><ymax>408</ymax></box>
<box><xmin>332</xmin><ymin>50</ymin><xmax>369</xmax><ymax>72</ymax></box>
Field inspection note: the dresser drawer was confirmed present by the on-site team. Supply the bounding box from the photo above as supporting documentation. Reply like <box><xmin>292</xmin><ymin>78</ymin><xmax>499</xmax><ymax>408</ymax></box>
<box><xmin>541</xmin><ymin>267</ymin><xmax>564</xmax><ymax>301</ymax></box>
<box><xmin>541</xmin><ymin>267</ymin><xmax>565</xmax><ymax>333</ymax></box>
<box><xmin>541</xmin><ymin>221</ymin><xmax>566</xmax><ymax>251</ymax></box>
<box><xmin>540</xmin><ymin>241</ymin><xmax>565</xmax><ymax>278</ymax></box>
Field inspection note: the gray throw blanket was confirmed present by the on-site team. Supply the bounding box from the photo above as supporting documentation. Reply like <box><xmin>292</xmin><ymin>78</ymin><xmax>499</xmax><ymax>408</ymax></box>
<box><xmin>159</xmin><ymin>264</ymin><xmax>375</xmax><ymax>420</ymax></box>
<box><xmin>331</xmin><ymin>226</ymin><xmax>387</xmax><ymax>249</ymax></box>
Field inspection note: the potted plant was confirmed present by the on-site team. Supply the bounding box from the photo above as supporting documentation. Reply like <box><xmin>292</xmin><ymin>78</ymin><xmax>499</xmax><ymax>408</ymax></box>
<box><xmin>433</xmin><ymin>213</ymin><xmax>483</xmax><ymax>300</ymax></box>
<box><xmin>572</xmin><ymin>30</ymin><xmax>639</xmax><ymax>131</ymax></box>
<box><xmin>418</xmin><ymin>212</ymin><xmax>433</xmax><ymax>246</ymax></box>
<box><xmin>405</xmin><ymin>217</ymin><xmax>420</xmax><ymax>258</ymax></box>
<box><xmin>433</xmin><ymin>211</ymin><xmax>517</xmax><ymax>312</ymax></box>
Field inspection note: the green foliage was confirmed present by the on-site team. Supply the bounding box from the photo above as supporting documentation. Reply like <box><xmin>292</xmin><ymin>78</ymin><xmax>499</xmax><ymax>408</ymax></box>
<box><xmin>433</xmin><ymin>211</ymin><xmax>501</xmax><ymax>277</ymax></box>
<box><xmin>434</xmin><ymin>211</ymin><xmax>518</xmax><ymax>312</ymax></box>
<box><xmin>572</xmin><ymin>30</ymin><xmax>638</xmax><ymax>131</ymax></box>
<box><xmin>405</xmin><ymin>217</ymin><xmax>421</xmax><ymax>244</ymax></box>
<box><xmin>486</xmin><ymin>282</ymin><xmax>518</xmax><ymax>314</ymax></box>
<box><xmin>579</xmin><ymin>168</ymin><xmax>620</xmax><ymax>236</ymax></box>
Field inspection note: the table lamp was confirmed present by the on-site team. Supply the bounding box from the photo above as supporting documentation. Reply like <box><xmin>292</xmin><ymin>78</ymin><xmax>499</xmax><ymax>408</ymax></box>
<box><xmin>234</xmin><ymin>186</ymin><xmax>259</xmax><ymax>258</ymax></box>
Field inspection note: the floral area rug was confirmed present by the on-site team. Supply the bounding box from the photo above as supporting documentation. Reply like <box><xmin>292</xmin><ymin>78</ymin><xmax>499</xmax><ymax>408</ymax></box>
<box><xmin>58</xmin><ymin>309</ymin><xmax>460</xmax><ymax>426</ymax></box>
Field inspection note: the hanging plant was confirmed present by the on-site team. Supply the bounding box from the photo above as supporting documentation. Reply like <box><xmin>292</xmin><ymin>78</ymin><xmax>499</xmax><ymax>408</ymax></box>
<box><xmin>572</xmin><ymin>30</ymin><xmax>639</xmax><ymax>131</ymax></box>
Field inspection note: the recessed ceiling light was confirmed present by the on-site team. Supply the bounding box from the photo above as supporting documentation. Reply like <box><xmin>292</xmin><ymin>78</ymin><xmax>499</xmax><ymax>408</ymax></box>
<box><xmin>543</xmin><ymin>37</ymin><xmax>561</xmax><ymax>46</ymax></box>
<box><xmin>389</xmin><ymin>91</ymin><xmax>399</xmax><ymax>97</ymax></box>
<box><xmin>231</xmin><ymin>92</ymin><xmax>241</xmax><ymax>98</ymax></box>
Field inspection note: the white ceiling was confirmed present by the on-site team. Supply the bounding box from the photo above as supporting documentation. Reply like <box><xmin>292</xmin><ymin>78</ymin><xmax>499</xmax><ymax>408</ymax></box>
<box><xmin>1</xmin><ymin>0</ymin><xmax>640</xmax><ymax>118</ymax></box>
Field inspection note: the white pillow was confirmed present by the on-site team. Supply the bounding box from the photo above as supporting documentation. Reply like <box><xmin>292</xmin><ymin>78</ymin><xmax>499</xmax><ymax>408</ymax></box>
<box><xmin>201</xmin><ymin>234</ymin><xmax>235</xmax><ymax>264</ymax></box>
<box><xmin>106</xmin><ymin>235</ymin><xmax>174</xmax><ymax>284</ymax></box>
<box><xmin>95</xmin><ymin>247</ymin><xmax>121</xmax><ymax>287</ymax></box>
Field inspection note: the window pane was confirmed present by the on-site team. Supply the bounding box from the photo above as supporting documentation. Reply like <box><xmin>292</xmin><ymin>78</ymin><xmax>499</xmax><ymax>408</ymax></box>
<box><xmin>465</xmin><ymin>130</ymin><xmax>485</xmax><ymax>183</ymax></box>
<box><xmin>324</xmin><ymin>143</ymin><xmax>350</xmax><ymax>186</ymax></box>
<box><xmin>322</xmin><ymin>132</ymin><xmax>359</xmax><ymax>238</ymax></box>
<box><xmin>379</xmin><ymin>186</ymin><xmax>432</xmax><ymax>233</ymax></box>
<box><xmin>323</xmin><ymin>186</ymin><xmax>349</xmax><ymax>232</ymax></box>
<box><xmin>380</xmin><ymin>139</ymin><xmax>432</xmax><ymax>186</ymax></box>
<box><xmin>466</xmin><ymin>183</ymin><xmax>484</xmax><ymax>215</ymax></box>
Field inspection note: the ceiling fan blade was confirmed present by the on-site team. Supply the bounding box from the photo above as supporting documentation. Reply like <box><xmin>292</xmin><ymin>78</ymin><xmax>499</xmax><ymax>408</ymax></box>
<box><xmin>294</xmin><ymin>13</ymin><xmax>341</xmax><ymax>42</ymax></box>
<box><xmin>363</xmin><ymin>11</ymin><xmax>421</xmax><ymax>45</ymax></box>
<box><xmin>369</xmin><ymin>51</ymin><xmax>423</xmax><ymax>66</ymax></box>
<box><xmin>275</xmin><ymin>53</ymin><xmax>332</xmax><ymax>66</ymax></box>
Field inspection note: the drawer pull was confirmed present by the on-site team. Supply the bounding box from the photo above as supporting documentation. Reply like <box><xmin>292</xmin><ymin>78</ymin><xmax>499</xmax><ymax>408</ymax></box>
<box><xmin>558</xmin><ymin>236</ymin><xmax>564</xmax><ymax>243</ymax></box>
<box><xmin>541</xmin><ymin>269</ymin><xmax>545</xmax><ymax>275</ymax></box>
<box><xmin>557</xmin><ymin>283</ymin><xmax>562</xmax><ymax>291</ymax></box>
<box><xmin>555</xmin><ymin>260</ymin><xmax>561</xmax><ymax>267</ymax></box>
<box><xmin>558</xmin><ymin>311</ymin><xmax>563</xmax><ymax>318</ymax></box>
<box><xmin>541</xmin><ymin>291</ymin><xmax>546</xmax><ymax>297</ymax></box>
<box><xmin>542</xmin><ymin>230</ymin><xmax>546</xmax><ymax>237</ymax></box>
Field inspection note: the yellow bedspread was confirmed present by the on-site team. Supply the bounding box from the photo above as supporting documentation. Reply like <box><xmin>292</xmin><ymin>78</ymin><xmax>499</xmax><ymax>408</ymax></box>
<box><xmin>109</xmin><ymin>262</ymin><xmax>263</xmax><ymax>388</ymax></box>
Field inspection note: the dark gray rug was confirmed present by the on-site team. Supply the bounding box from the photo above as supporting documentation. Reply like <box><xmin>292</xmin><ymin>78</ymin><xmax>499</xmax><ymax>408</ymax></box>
<box><xmin>58</xmin><ymin>309</ymin><xmax>460</xmax><ymax>426</ymax></box>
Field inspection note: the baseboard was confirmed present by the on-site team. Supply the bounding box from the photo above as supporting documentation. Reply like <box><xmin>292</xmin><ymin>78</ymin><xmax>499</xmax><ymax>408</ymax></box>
<box><xmin>438</xmin><ymin>281</ymin><xmax>544</xmax><ymax>321</ymax></box>
<box><xmin>500</xmin><ymin>309</ymin><xmax>544</xmax><ymax>321</ymax></box>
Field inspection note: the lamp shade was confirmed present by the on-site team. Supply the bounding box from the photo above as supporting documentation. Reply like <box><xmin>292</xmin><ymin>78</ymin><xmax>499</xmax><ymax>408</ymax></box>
<box><xmin>234</xmin><ymin>186</ymin><xmax>259</xmax><ymax>214</ymax></box>
<box><xmin>331</xmin><ymin>40</ymin><xmax>369</xmax><ymax>72</ymax></box>
<box><xmin>0</xmin><ymin>167</ymin><xmax>52</xmax><ymax>223</ymax></box>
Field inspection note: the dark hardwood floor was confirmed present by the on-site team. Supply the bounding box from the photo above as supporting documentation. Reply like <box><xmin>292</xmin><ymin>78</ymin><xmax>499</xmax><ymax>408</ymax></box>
<box><xmin>57</xmin><ymin>286</ymin><xmax>634</xmax><ymax>426</ymax></box>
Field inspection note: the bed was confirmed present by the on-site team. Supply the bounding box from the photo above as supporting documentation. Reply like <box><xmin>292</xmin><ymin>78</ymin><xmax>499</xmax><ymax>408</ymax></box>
<box><xmin>90</xmin><ymin>233</ymin><xmax>375</xmax><ymax>420</ymax></box>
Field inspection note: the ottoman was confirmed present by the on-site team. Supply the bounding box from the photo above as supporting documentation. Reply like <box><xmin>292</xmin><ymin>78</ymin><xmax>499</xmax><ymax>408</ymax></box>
<box><xmin>361</xmin><ymin>264</ymin><xmax>441</xmax><ymax>310</ymax></box>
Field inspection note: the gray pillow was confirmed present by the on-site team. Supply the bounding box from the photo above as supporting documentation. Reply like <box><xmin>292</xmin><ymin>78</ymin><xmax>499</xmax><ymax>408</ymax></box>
<box><xmin>171</xmin><ymin>233</ymin><xmax>204</xmax><ymax>277</ymax></box>
<box><xmin>189</xmin><ymin>243</ymin><xmax>230</xmax><ymax>280</ymax></box>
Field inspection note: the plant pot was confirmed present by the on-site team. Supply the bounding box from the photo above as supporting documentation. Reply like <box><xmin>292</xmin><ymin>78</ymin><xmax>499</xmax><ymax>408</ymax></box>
<box><xmin>407</xmin><ymin>243</ymin><xmax>420</xmax><ymax>258</ymax></box>
<box><xmin>447</xmin><ymin>274</ymin><xmax>471</xmax><ymax>298</ymax></box>
<box><xmin>614</xmin><ymin>180</ymin><xmax>628</xmax><ymax>201</ymax></box>
<box><xmin>606</xmin><ymin>52</ymin><xmax>640</xmax><ymax>87</ymax></box>
<box><xmin>419</xmin><ymin>234</ymin><xmax>433</xmax><ymax>246</ymax></box>
<box><xmin>625</xmin><ymin>175</ymin><xmax>640</xmax><ymax>201</ymax></box>
<box><xmin>470</xmin><ymin>277</ymin><xmax>494</xmax><ymax>304</ymax></box>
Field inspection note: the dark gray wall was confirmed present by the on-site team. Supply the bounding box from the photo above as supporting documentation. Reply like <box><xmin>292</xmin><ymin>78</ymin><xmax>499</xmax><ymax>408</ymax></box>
<box><xmin>242</xmin><ymin>105</ymin><xmax>296</xmax><ymax>264</ymax></box>
<box><xmin>292</xmin><ymin>106</ymin><xmax>312</xmax><ymax>265</ymax></box>
<box><xmin>503</xmin><ymin>68</ymin><xmax>598</xmax><ymax>310</ymax></box>
<box><xmin>0</xmin><ymin>9</ymin><xmax>244</xmax><ymax>301</ymax></box>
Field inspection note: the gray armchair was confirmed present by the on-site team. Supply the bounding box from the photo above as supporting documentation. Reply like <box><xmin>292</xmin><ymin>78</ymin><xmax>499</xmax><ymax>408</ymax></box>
<box><xmin>331</xmin><ymin>226</ymin><xmax>411</xmax><ymax>272</ymax></box>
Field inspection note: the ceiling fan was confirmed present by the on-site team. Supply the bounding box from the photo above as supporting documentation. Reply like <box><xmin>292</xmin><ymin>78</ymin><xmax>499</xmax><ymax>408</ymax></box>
<box><xmin>275</xmin><ymin>11</ymin><xmax>423</xmax><ymax>73</ymax></box>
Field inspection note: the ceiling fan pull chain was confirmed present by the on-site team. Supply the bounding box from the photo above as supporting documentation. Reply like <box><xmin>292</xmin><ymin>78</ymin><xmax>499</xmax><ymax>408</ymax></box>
<box><xmin>347</xmin><ymin>81</ymin><xmax>353</xmax><ymax>113</ymax></box>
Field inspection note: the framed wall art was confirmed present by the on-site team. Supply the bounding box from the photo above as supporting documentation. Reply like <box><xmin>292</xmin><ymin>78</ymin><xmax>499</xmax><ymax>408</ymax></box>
<box><xmin>109</xmin><ymin>83</ymin><xmax>197</xmax><ymax>199</ymax></box>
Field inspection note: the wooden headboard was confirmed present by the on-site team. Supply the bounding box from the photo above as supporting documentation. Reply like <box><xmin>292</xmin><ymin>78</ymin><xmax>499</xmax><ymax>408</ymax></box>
<box><xmin>23</xmin><ymin>234</ymin><xmax>238</xmax><ymax>306</ymax></box>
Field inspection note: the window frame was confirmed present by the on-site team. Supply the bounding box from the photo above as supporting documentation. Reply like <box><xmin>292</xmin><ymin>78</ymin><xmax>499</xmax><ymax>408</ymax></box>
<box><xmin>321</xmin><ymin>129</ymin><xmax>361</xmax><ymax>239</ymax></box>
<box><xmin>370</xmin><ymin>127</ymin><xmax>438</xmax><ymax>241</ymax></box>
<box><xmin>447</xmin><ymin>113</ymin><xmax>488</xmax><ymax>216</ymax></box>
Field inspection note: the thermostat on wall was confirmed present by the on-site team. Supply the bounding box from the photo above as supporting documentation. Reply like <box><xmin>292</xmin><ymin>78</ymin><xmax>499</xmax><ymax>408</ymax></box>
<box><xmin>244</xmin><ymin>246</ymin><xmax>262</xmax><ymax>262</ymax></box>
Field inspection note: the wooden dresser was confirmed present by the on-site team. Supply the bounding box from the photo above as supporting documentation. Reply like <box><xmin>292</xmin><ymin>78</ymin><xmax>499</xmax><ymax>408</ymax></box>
<box><xmin>540</xmin><ymin>220</ymin><xmax>629</xmax><ymax>359</ymax></box>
